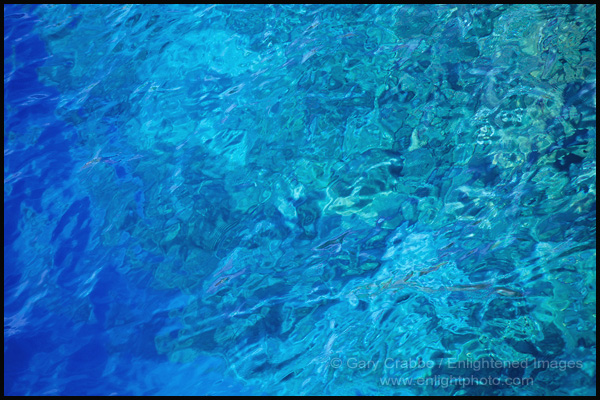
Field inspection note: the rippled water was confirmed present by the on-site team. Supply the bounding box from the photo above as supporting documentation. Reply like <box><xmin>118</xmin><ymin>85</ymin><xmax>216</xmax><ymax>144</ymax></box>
<box><xmin>4</xmin><ymin>4</ymin><xmax>596</xmax><ymax>396</ymax></box>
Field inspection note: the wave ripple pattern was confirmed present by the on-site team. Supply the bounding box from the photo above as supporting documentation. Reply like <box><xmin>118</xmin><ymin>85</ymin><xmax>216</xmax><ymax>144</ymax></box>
<box><xmin>4</xmin><ymin>4</ymin><xmax>596</xmax><ymax>396</ymax></box>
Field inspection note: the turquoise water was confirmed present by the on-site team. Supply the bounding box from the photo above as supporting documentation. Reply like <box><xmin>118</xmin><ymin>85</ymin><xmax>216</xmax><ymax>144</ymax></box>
<box><xmin>4</xmin><ymin>4</ymin><xmax>596</xmax><ymax>395</ymax></box>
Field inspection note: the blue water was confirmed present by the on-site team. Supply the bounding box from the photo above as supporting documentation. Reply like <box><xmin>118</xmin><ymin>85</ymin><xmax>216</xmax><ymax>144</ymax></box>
<box><xmin>4</xmin><ymin>4</ymin><xmax>596</xmax><ymax>396</ymax></box>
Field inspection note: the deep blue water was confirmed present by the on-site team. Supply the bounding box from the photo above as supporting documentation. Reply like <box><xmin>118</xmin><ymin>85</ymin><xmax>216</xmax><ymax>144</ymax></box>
<box><xmin>4</xmin><ymin>4</ymin><xmax>596</xmax><ymax>396</ymax></box>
